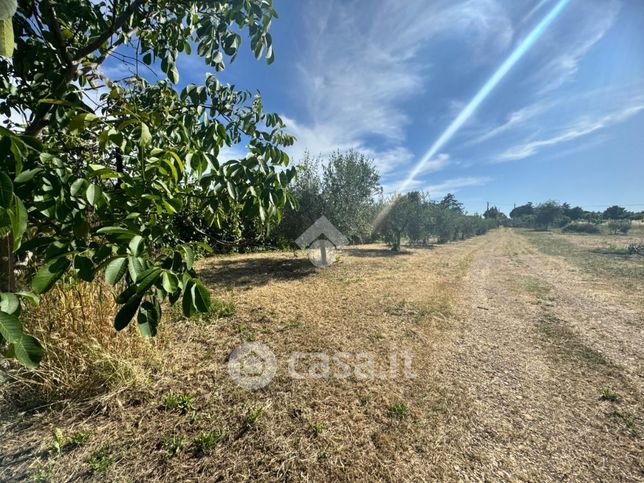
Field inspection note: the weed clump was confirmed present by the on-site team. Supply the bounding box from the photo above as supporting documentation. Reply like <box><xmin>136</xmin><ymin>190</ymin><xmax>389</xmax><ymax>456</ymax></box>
<box><xmin>194</xmin><ymin>428</ymin><xmax>224</xmax><ymax>455</ymax></box>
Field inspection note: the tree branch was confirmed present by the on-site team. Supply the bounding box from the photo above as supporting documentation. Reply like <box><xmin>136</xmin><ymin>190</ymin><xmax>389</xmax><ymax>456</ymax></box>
<box><xmin>41</xmin><ymin>0</ymin><xmax>74</xmax><ymax>70</ymax></box>
<box><xmin>73</xmin><ymin>0</ymin><xmax>147</xmax><ymax>61</ymax></box>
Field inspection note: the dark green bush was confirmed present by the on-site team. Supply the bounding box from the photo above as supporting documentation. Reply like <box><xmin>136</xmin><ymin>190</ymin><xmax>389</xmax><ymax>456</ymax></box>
<box><xmin>562</xmin><ymin>223</ymin><xmax>600</xmax><ymax>234</ymax></box>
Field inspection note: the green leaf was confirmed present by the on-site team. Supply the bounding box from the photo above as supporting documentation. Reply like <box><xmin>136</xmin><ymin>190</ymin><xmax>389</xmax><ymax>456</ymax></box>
<box><xmin>97</xmin><ymin>226</ymin><xmax>137</xmax><ymax>236</ymax></box>
<box><xmin>74</xmin><ymin>255</ymin><xmax>94</xmax><ymax>282</ymax></box>
<box><xmin>9</xmin><ymin>194</ymin><xmax>27</xmax><ymax>250</ymax></box>
<box><xmin>70</xmin><ymin>178</ymin><xmax>88</xmax><ymax>196</ymax></box>
<box><xmin>182</xmin><ymin>245</ymin><xmax>194</xmax><ymax>270</ymax></box>
<box><xmin>169</xmin><ymin>64</ymin><xmax>179</xmax><ymax>84</ymax></box>
<box><xmin>105</xmin><ymin>257</ymin><xmax>128</xmax><ymax>286</ymax></box>
<box><xmin>115</xmin><ymin>285</ymin><xmax>136</xmax><ymax>304</ymax></box>
<box><xmin>0</xmin><ymin>18</ymin><xmax>14</xmax><ymax>58</ymax></box>
<box><xmin>70</xmin><ymin>113</ymin><xmax>98</xmax><ymax>132</ymax></box>
<box><xmin>31</xmin><ymin>257</ymin><xmax>70</xmax><ymax>294</ymax></box>
<box><xmin>0</xmin><ymin>1</ymin><xmax>17</xmax><ymax>20</ymax></box>
<box><xmin>14</xmin><ymin>168</ymin><xmax>42</xmax><ymax>184</ymax></box>
<box><xmin>137</xmin><ymin>299</ymin><xmax>160</xmax><ymax>337</ymax></box>
<box><xmin>192</xmin><ymin>280</ymin><xmax>211</xmax><ymax>313</ymax></box>
<box><xmin>139</xmin><ymin>122</ymin><xmax>152</xmax><ymax>147</ymax></box>
<box><xmin>15</xmin><ymin>291</ymin><xmax>39</xmax><ymax>305</ymax></box>
<box><xmin>128</xmin><ymin>256</ymin><xmax>145</xmax><ymax>282</ymax></box>
<box><xmin>135</xmin><ymin>267</ymin><xmax>162</xmax><ymax>295</ymax></box>
<box><xmin>13</xmin><ymin>333</ymin><xmax>44</xmax><ymax>368</ymax></box>
<box><xmin>128</xmin><ymin>235</ymin><xmax>144</xmax><ymax>256</ymax></box>
<box><xmin>0</xmin><ymin>171</ymin><xmax>12</xmax><ymax>208</ymax></box>
<box><xmin>0</xmin><ymin>310</ymin><xmax>21</xmax><ymax>341</ymax></box>
<box><xmin>114</xmin><ymin>295</ymin><xmax>142</xmax><ymax>331</ymax></box>
<box><xmin>0</xmin><ymin>292</ymin><xmax>19</xmax><ymax>314</ymax></box>
<box><xmin>182</xmin><ymin>281</ymin><xmax>196</xmax><ymax>317</ymax></box>
<box><xmin>162</xmin><ymin>271</ymin><xmax>179</xmax><ymax>293</ymax></box>
<box><xmin>86</xmin><ymin>183</ymin><xmax>104</xmax><ymax>207</ymax></box>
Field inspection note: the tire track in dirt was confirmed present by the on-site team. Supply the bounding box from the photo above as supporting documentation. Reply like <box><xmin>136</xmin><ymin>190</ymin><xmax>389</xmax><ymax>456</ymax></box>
<box><xmin>431</xmin><ymin>229</ymin><xmax>643</xmax><ymax>481</ymax></box>
<box><xmin>517</xmin><ymin>231</ymin><xmax>644</xmax><ymax>395</ymax></box>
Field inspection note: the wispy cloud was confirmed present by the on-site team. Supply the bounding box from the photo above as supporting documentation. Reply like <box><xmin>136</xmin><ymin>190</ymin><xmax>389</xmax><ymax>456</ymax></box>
<box><xmin>287</xmin><ymin>0</ymin><xmax>514</xmax><ymax>174</ymax></box>
<box><xmin>496</xmin><ymin>102</ymin><xmax>644</xmax><ymax>161</ymax></box>
<box><xmin>529</xmin><ymin>0</ymin><xmax>621</xmax><ymax>92</ymax></box>
<box><xmin>425</xmin><ymin>176</ymin><xmax>492</xmax><ymax>198</ymax></box>
<box><xmin>520</xmin><ymin>0</ymin><xmax>552</xmax><ymax>24</ymax></box>
<box><xmin>467</xmin><ymin>101</ymin><xmax>551</xmax><ymax>145</ymax></box>
<box><xmin>421</xmin><ymin>153</ymin><xmax>452</xmax><ymax>174</ymax></box>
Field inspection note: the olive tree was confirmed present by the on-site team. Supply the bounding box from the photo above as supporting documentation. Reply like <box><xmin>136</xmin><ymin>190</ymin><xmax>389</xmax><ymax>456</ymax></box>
<box><xmin>0</xmin><ymin>0</ymin><xmax>294</xmax><ymax>367</ymax></box>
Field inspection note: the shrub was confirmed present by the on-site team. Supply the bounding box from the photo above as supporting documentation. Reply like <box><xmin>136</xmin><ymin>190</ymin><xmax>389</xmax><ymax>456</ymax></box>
<box><xmin>562</xmin><ymin>223</ymin><xmax>600</xmax><ymax>234</ymax></box>
<box><xmin>607</xmin><ymin>220</ymin><xmax>632</xmax><ymax>235</ymax></box>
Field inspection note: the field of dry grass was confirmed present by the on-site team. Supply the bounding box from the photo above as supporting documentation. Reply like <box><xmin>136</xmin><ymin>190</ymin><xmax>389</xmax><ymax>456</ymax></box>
<box><xmin>1</xmin><ymin>228</ymin><xmax>642</xmax><ymax>481</ymax></box>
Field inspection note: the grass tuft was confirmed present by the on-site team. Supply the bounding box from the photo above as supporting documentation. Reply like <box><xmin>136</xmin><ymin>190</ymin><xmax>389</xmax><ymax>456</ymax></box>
<box><xmin>194</xmin><ymin>428</ymin><xmax>224</xmax><ymax>455</ymax></box>
<box><xmin>163</xmin><ymin>434</ymin><xmax>188</xmax><ymax>456</ymax></box>
<box><xmin>161</xmin><ymin>391</ymin><xmax>197</xmax><ymax>413</ymax></box>
<box><xmin>210</xmin><ymin>298</ymin><xmax>236</xmax><ymax>318</ymax></box>
<box><xmin>599</xmin><ymin>388</ymin><xmax>621</xmax><ymax>403</ymax></box>
<box><xmin>87</xmin><ymin>444</ymin><xmax>114</xmax><ymax>474</ymax></box>
<box><xmin>388</xmin><ymin>402</ymin><xmax>409</xmax><ymax>419</ymax></box>
<box><xmin>245</xmin><ymin>406</ymin><xmax>264</xmax><ymax>428</ymax></box>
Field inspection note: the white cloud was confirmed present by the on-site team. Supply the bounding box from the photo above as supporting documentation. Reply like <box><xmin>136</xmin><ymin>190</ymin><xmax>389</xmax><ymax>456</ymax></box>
<box><xmin>520</xmin><ymin>0</ymin><xmax>552</xmax><ymax>24</ymax></box>
<box><xmin>424</xmin><ymin>176</ymin><xmax>492</xmax><ymax>198</ymax></box>
<box><xmin>530</xmin><ymin>0</ymin><xmax>621</xmax><ymax>92</ymax></box>
<box><xmin>496</xmin><ymin>102</ymin><xmax>644</xmax><ymax>161</ymax></box>
<box><xmin>421</xmin><ymin>153</ymin><xmax>452</xmax><ymax>174</ymax></box>
<box><xmin>286</xmin><ymin>0</ymin><xmax>514</xmax><ymax>175</ymax></box>
<box><xmin>467</xmin><ymin>101</ymin><xmax>551</xmax><ymax>145</ymax></box>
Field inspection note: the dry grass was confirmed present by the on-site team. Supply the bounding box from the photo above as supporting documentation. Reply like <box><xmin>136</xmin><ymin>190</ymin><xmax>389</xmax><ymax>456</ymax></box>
<box><xmin>1</xmin><ymin>231</ymin><xmax>642</xmax><ymax>481</ymax></box>
<box><xmin>1</xmin><ymin>281</ymin><xmax>160</xmax><ymax>410</ymax></box>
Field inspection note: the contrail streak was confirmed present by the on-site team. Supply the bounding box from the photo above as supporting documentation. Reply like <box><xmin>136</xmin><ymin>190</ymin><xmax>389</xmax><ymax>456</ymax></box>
<box><xmin>373</xmin><ymin>0</ymin><xmax>571</xmax><ymax>227</ymax></box>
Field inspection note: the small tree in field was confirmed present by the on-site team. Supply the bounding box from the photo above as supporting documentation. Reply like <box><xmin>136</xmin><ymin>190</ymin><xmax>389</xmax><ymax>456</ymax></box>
<box><xmin>607</xmin><ymin>220</ymin><xmax>632</xmax><ymax>235</ymax></box>
<box><xmin>534</xmin><ymin>201</ymin><xmax>563</xmax><ymax>230</ymax></box>
<box><xmin>321</xmin><ymin>150</ymin><xmax>381</xmax><ymax>243</ymax></box>
<box><xmin>0</xmin><ymin>0</ymin><xmax>294</xmax><ymax>367</ymax></box>
<box><xmin>603</xmin><ymin>205</ymin><xmax>630</xmax><ymax>220</ymax></box>
<box><xmin>378</xmin><ymin>194</ymin><xmax>413</xmax><ymax>251</ymax></box>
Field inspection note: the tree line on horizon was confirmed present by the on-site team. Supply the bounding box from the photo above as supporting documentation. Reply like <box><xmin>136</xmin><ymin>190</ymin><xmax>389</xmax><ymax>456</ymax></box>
<box><xmin>482</xmin><ymin>201</ymin><xmax>642</xmax><ymax>234</ymax></box>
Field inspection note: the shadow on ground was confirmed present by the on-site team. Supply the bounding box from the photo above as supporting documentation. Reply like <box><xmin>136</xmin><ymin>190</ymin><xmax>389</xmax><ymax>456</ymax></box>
<box><xmin>340</xmin><ymin>247</ymin><xmax>412</xmax><ymax>258</ymax></box>
<box><xmin>199</xmin><ymin>256</ymin><xmax>318</xmax><ymax>288</ymax></box>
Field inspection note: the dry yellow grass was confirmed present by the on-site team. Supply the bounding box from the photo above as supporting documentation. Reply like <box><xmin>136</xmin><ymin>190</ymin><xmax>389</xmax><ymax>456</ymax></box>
<box><xmin>0</xmin><ymin>230</ymin><xmax>642</xmax><ymax>481</ymax></box>
<box><xmin>1</xmin><ymin>282</ymin><xmax>160</xmax><ymax>409</ymax></box>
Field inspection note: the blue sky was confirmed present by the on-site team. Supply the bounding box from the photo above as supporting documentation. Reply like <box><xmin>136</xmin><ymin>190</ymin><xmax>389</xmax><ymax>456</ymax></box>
<box><xmin>108</xmin><ymin>0</ymin><xmax>644</xmax><ymax>214</ymax></box>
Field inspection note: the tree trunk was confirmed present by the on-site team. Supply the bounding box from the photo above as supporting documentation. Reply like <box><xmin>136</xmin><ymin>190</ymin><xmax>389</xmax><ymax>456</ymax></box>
<box><xmin>0</xmin><ymin>233</ymin><xmax>15</xmax><ymax>292</ymax></box>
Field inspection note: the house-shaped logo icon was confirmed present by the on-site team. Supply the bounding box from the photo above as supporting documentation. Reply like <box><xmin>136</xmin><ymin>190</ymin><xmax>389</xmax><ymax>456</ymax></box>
<box><xmin>295</xmin><ymin>216</ymin><xmax>349</xmax><ymax>268</ymax></box>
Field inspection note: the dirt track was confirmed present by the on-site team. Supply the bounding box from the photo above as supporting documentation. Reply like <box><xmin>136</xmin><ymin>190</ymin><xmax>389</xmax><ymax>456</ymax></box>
<box><xmin>1</xmin><ymin>229</ymin><xmax>642</xmax><ymax>481</ymax></box>
<box><xmin>432</xmin><ymin>228</ymin><xmax>643</xmax><ymax>480</ymax></box>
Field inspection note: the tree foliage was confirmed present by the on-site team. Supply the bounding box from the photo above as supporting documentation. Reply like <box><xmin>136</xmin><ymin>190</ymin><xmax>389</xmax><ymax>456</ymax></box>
<box><xmin>277</xmin><ymin>150</ymin><xmax>381</xmax><ymax>244</ymax></box>
<box><xmin>0</xmin><ymin>0</ymin><xmax>294</xmax><ymax>367</ymax></box>
<box><xmin>603</xmin><ymin>205</ymin><xmax>629</xmax><ymax>220</ymax></box>
<box><xmin>376</xmin><ymin>192</ymin><xmax>494</xmax><ymax>250</ymax></box>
